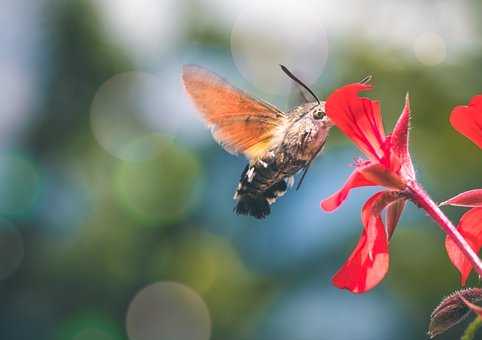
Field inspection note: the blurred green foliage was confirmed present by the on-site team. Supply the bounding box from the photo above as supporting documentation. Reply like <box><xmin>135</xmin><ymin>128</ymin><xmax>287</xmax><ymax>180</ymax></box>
<box><xmin>1</xmin><ymin>1</ymin><xmax>482</xmax><ymax>340</ymax></box>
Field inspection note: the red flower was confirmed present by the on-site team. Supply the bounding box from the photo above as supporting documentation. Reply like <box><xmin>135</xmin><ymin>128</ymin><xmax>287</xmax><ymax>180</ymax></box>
<box><xmin>321</xmin><ymin>86</ymin><xmax>482</xmax><ymax>293</ymax></box>
<box><xmin>321</xmin><ymin>83</ymin><xmax>415</xmax><ymax>293</ymax></box>
<box><xmin>445</xmin><ymin>208</ymin><xmax>482</xmax><ymax>285</ymax></box>
<box><xmin>449</xmin><ymin>95</ymin><xmax>482</xmax><ymax>149</ymax></box>
<box><xmin>442</xmin><ymin>95</ymin><xmax>482</xmax><ymax>285</ymax></box>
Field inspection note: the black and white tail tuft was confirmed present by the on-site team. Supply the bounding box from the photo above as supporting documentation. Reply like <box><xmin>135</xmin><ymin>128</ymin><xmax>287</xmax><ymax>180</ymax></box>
<box><xmin>233</xmin><ymin>164</ymin><xmax>289</xmax><ymax>219</ymax></box>
<box><xmin>234</xmin><ymin>193</ymin><xmax>271</xmax><ymax>219</ymax></box>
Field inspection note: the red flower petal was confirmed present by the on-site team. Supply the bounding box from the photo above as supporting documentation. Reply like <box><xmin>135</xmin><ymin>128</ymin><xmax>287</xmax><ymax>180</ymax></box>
<box><xmin>449</xmin><ymin>95</ymin><xmax>482</xmax><ymax>149</ymax></box>
<box><xmin>332</xmin><ymin>191</ymin><xmax>400</xmax><ymax>293</ymax></box>
<box><xmin>358</xmin><ymin>162</ymin><xmax>405</xmax><ymax>190</ymax></box>
<box><xmin>386</xmin><ymin>198</ymin><xmax>406</xmax><ymax>239</ymax></box>
<box><xmin>390</xmin><ymin>94</ymin><xmax>415</xmax><ymax>179</ymax></box>
<box><xmin>441</xmin><ymin>189</ymin><xmax>482</xmax><ymax>207</ymax></box>
<box><xmin>445</xmin><ymin>208</ymin><xmax>482</xmax><ymax>285</ymax></box>
<box><xmin>321</xmin><ymin>168</ymin><xmax>375</xmax><ymax>212</ymax></box>
<box><xmin>325</xmin><ymin>83</ymin><xmax>386</xmax><ymax>162</ymax></box>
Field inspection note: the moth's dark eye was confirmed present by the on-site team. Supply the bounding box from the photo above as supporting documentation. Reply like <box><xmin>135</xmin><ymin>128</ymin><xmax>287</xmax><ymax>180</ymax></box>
<box><xmin>313</xmin><ymin>109</ymin><xmax>325</xmax><ymax>120</ymax></box>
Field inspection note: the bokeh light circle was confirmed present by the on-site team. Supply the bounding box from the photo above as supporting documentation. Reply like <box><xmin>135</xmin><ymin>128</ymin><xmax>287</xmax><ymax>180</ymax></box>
<box><xmin>0</xmin><ymin>154</ymin><xmax>40</xmax><ymax>215</ymax></box>
<box><xmin>231</xmin><ymin>0</ymin><xmax>328</xmax><ymax>95</ymax></box>
<box><xmin>114</xmin><ymin>139</ymin><xmax>201</xmax><ymax>225</ymax></box>
<box><xmin>147</xmin><ymin>233</ymin><xmax>252</xmax><ymax>294</ymax></box>
<box><xmin>0</xmin><ymin>62</ymin><xmax>35</xmax><ymax>147</ymax></box>
<box><xmin>413</xmin><ymin>32</ymin><xmax>446</xmax><ymax>66</ymax></box>
<box><xmin>126</xmin><ymin>282</ymin><xmax>211</xmax><ymax>340</ymax></box>
<box><xmin>93</xmin><ymin>0</ymin><xmax>181</xmax><ymax>63</ymax></box>
<box><xmin>0</xmin><ymin>219</ymin><xmax>24</xmax><ymax>280</ymax></box>
<box><xmin>55</xmin><ymin>312</ymin><xmax>121</xmax><ymax>340</ymax></box>
<box><xmin>73</xmin><ymin>328</ymin><xmax>114</xmax><ymax>340</ymax></box>
<box><xmin>90</xmin><ymin>72</ymin><xmax>166</xmax><ymax>162</ymax></box>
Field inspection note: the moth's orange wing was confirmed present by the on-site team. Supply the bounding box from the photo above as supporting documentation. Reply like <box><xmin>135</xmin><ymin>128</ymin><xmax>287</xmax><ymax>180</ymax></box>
<box><xmin>182</xmin><ymin>65</ymin><xmax>287</xmax><ymax>160</ymax></box>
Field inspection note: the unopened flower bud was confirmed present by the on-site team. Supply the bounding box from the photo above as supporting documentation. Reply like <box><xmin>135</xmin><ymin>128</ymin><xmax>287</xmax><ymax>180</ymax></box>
<box><xmin>428</xmin><ymin>288</ymin><xmax>482</xmax><ymax>338</ymax></box>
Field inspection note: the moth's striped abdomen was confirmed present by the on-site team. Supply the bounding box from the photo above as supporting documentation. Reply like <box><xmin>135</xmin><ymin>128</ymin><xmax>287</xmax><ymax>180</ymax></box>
<box><xmin>234</xmin><ymin>162</ymin><xmax>291</xmax><ymax>219</ymax></box>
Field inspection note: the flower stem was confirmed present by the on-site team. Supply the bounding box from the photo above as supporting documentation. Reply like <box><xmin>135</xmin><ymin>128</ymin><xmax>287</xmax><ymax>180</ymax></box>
<box><xmin>407</xmin><ymin>181</ymin><xmax>482</xmax><ymax>277</ymax></box>
<box><xmin>461</xmin><ymin>317</ymin><xmax>482</xmax><ymax>340</ymax></box>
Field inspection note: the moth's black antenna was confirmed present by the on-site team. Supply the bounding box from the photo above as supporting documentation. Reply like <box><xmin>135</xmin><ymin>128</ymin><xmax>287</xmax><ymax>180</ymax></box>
<box><xmin>296</xmin><ymin>141</ymin><xmax>325</xmax><ymax>191</ymax></box>
<box><xmin>280</xmin><ymin>65</ymin><xmax>320</xmax><ymax>105</ymax></box>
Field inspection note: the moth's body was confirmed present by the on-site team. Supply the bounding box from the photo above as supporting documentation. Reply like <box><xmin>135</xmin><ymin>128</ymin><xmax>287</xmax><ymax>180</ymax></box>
<box><xmin>182</xmin><ymin>65</ymin><xmax>332</xmax><ymax>218</ymax></box>
<box><xmin>234</xmin><ymin>102</ymin><xmax>332</xmax><ymax>217</ymax></box>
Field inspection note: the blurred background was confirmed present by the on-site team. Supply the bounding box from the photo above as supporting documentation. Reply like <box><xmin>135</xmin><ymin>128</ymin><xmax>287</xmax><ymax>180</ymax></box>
<box><xmin>1</xmin><ymin>0</ymin><xmax>482</xmax><ymax>339</ymax></box>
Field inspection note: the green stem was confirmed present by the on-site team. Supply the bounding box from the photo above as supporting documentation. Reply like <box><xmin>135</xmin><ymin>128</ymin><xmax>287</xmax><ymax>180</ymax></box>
<box><xmin>462</xmin><ymin>317</ymin><xmax>482</xmax><ymax>340</ymax></box>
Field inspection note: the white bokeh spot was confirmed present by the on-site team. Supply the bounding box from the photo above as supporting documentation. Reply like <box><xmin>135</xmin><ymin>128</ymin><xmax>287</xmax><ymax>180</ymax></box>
<box><xmin>90</xmin><ymin>72</ymin><xmax>168</xmax><ymax>162</ymax></box>
<box><xmin>413</xmin><ymin>32</ymin><xmax>447</xmax><ymax>66</ymax></box>
<box><xmin>126</xmin><ymin>282</ymin><xmax>211</xmax><ymax>340</ymax></box>
<box><xmin>231</xmin><ymin>0</ymin><xmax>328</xmax><ymax>95</ymax></box>
<box><xmin>93</xmin><ymin>0</ymin><xmax>181</xmax><ymax>63</ymax></box>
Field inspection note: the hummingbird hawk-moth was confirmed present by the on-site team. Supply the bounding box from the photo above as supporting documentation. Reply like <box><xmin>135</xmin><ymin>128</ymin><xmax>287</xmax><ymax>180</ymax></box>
<box><xmin>182</xmin><ymin>64</ymin><xmax>333</xmax><ymax>219</ymax></box>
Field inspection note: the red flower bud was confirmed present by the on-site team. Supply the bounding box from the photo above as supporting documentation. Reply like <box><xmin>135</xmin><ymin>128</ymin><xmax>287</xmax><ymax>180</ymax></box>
<box><xmin>428</xmin><ymin>288</ymin><xmax>482</xmax><ymax>338</ymax></box>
